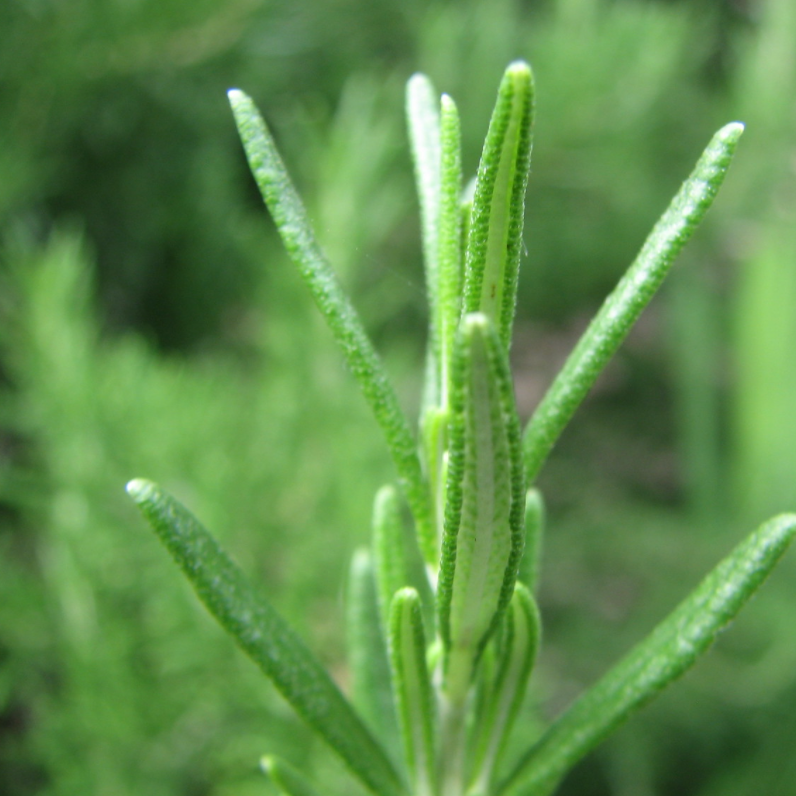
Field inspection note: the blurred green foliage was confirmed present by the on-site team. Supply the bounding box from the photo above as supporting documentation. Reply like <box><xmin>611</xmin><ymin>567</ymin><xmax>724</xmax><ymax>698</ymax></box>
<box><xmin>1</xmin><ymin>0</ymin><xmax>795</xmax><ymax>794</ymax></box>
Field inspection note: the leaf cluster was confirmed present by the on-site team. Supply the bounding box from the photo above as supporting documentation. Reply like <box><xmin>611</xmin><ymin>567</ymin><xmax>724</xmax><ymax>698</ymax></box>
<box><xmin>128</xmin><ymin>62</ymin><xmax>796</xmax><ymax>796</ymax></box>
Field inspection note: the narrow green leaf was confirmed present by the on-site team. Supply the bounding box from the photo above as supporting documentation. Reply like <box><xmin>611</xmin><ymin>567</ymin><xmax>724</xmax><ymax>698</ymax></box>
<box><xmin>347</xmin><ymin>549</ymin><xmax>401</xmax><ymax>761</ymax></box>
<box><xmin>389</xmin><ymin>588</ymin><xmax>437</xmax><ymax>796</ymax></box>
<box><xmin>261</xmin><ymin>755</ymin><xmax>324</xmax><ymax>796</ymax></box>
<box><xmin>462</xmin><ymin>61</ymin><xmax>534</xmax><ymax>348</ymax></box>
<box><xmin>228</xmin><ymin>89</ymin><xmax>434</xmax><ymax>563</ymax></box>
<box><xmin>437</xmin><ymin>94</ymin><xmax>463</xmax><ymax>404</ymax></box>
<box><xmin>407</xmin><ymin>74</ymin><xmax>442</xmax><ymax>412</ymax></box>
<box><xmin>522</xmin><ymin>122</ymin><xmax>745</xmax><ymax>483</ymax></box>
<box><xmin>373</xmin><ymin>486</ymin><xmax>410</xmax><ymax>633</ymax></box>
<box><xmin>406</xmin><ymin>73</ymin><xmax>442</xmax><ymax>303</ymax></box>
<box><xmin>437</xmin><ymin>314</ymin><xmax>525</xmax><ymax>702</ymax></box>
<box><xmin>499</xmin><ymin>512</ymin><xmax>796</xmax><ymax>796</ymax></box>
<box><xmin>470</xmin><ymin>583</ymin><xmax>541</xmax><ymax>796</ymax></box>
<box><xmin>126</xmin><ymin>479</ymin><xmax>406</xmax><ymax>796</ymax></box>
<box><xmin>518</xmin><ymin>489</ymin><xmax>545</xmax><ymax>593</ymax></box>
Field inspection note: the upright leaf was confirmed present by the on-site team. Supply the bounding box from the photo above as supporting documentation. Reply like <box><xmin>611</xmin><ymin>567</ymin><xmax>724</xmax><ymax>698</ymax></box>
<box><xmin>518</xmin><ymin>488</ymin><xmax>545</xmax><ymax>593</ymax></box>
<box><xmin>407</xmin><ymin>73</ymin><xmax>442</xmax><ymax>312</ymax></box>
<box><xmin>347</xmin><ymin>549</ymin><xmax>401</xmax><ymax>760</ymax></box>
<box><xmin>228</xmin><ymin>89</ymin><xmax>434</xmax><ymax>563</ymax></box>
<box><xmin>127</xmin><ymin>479</ymin><xmax>406</xmax><ymax>796</ymax></box>
<box><xmin>437</xmin><ymin>93</ymin><xmax>464</xmax><ymax>404</ymax></box>
<box><xmin>407</xmin><ymin>74</ymin><xmax>442</xmax><ymax>416</ymax></box>
<box><xmin>389</xmin><ymin>588</ymin><xmax>437</xmax><ymax>796</ymax></box>
<box><xmin>437</xmin><ymin>314</ymin><xmax>525</xmax><ymax>703</ymax></box>
<box><xmin>373</xmin><ymin>486</ymin><xmax>410</xmax><ymax>634</ymax></box>
<box><xmin>470</xmin><ymin>583</ymin><xmax>541</xmax><ymax>796</ymax></box>
<box><xmin>499</xmin><ymin>512</ymin><xmax>796</xmax><ymax>796</ymax></box>
<box><xmin>462</xmin><ymin>61</ymin><xmax>534</xmax><ymax>348</ymax></box>
<box><xmin>261</xmin><ymin>756</ymin><xmax>324</xmax><ymax>796</ymax></box>
<box><xmin>522</xmin><ymin>122</ymin><xmax>745</xmax><ymax>483</ymax></box>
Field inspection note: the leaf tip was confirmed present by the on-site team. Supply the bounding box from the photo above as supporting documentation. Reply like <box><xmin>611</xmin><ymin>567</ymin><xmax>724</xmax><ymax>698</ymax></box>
<box><xmin>714</xmin><ymin>121</ymin><xmax>745</xmax><ymax>152</ymax></box>
<box><xmin>506</xmin><ymin>60</ymin><xmax>532</xmax><ymax>81</ymax></box>
<box><xmin>407</xmin><ymin>72</ymin><xmax>433</xmax><ymax>92</ymax></box>
<box><xmin>125</xmin><ymin>478</ymin><xmax>154</xmax><ymax>503</ymax></box>
<box><xmin>260</xmin><ymin>755</ymin><xmax>275</xmax><ymax>775</ymax></box>
<box><xmin>227</xmin><ymin>88</ymin><xmax>245</xmax><ymax>105</ymax></box>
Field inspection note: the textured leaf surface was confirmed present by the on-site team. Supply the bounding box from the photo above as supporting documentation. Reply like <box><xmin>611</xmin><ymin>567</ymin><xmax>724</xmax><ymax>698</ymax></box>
<box><xmin>499</xmin><ymin>512</ymin><xmax>796</xmax><ymax>796</ymax></box>
<box><xmin>389</xmin><ymin>588</ymin><xmax>436</xmax><ymax>796</ymax></box>
<box><xmin>437</xmin><ymin>314</ymin><xmax>525</xmax><ymax>701</ymax></box>
<box><xmin>228</xmin><ymin>89</ymin><xmax>434</xmax><ymax>563</ymax></box>
<box><xmin>127</xmin><ymin>479</ymin><xmax>406</xmax><ymax>796</ymax></box>
<box><xmin>437</xmin><ymin>93</ymin><xmax>463</xmax><ymax>402</ymax></box>
<box><xmin>471</xmin><ymin>583</ymin><xmax>540</xmax><ymax>795</ymax></box>
<box><xmin>522</xmin><ymin>122</ymin><xmax>744</xmax><ymax>483</ymax></box>
<box><xmin>373</xmin><ymin>486</ymin><xmax>411</xmax><ymax>634</ymax></box>
<box><xmin>463</xmin><ymin>61</ymin><xmax>534</xmax><ymax>348</ymax></box>
<box><xmin>347</xmin><ymin>549</ymin><xmax>401</xmax><ymax>761</ymax></box>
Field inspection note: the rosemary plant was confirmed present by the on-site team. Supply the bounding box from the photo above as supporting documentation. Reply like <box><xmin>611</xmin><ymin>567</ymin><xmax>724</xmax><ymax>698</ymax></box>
<box><xmin>127</xmin><ymin>62</ymin><xmax>796</xmax><ymax>796</ymax></box>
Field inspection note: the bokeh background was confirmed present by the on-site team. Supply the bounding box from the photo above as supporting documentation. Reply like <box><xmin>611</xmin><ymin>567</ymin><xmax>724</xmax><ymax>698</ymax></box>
<box><xmin>1</xmin><ymin>0</ymin><xmax>795</xmax><ymax>794</ymax></box>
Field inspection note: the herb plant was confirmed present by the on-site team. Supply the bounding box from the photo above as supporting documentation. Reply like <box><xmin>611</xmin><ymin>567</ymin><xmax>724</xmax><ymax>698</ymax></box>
<box><xmin>127</xmin><ymin>62</ymin><xmax>796</xmax><ymax>796</ymax></box>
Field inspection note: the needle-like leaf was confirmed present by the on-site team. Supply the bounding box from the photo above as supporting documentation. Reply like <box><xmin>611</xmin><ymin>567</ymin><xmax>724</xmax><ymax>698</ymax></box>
<box><xmin>437</xmin><ymin>314</ymin><xmax>525</xmax><ymax>702</ymax></box>
<box><xmin>347</xmin><ymin>549</ymin><xmax>401</xmax><ymax>760</ymax></box>
<box><xmin>373</xmin><ymin>486</ymin><xmax>411</xmax><ymax>635</ymax></box>
<box><xmin>389</xmin><ymin>588</ymin><xmax>437</xmax><ymax>796</ymax></box>
<box><xmin>462</xmin><ymin>61</ymin><xmax>534</xmax><ymax>349</ymax></box>
<box><xmin>127</xmin><ymin>479</ymin><xmax>406</xmax><ymax>796</ymax></box>
<box><xmin>228</xmin><ymin>88</ymin><xmax>434</xmax><ymax>563</ymax></box>
<box><xmin>262</xmin><ymin>755</ymin><xmax>324</xmax><ymax>796</ymax></box>
<box><xmin>407</xmin><ymin>73</ymin><xmax>442</xmax><ymax>317</ymax></box>
<box><xmin>522</xmin><ymin>122</ymin><xmax>745</xmax><ymax>483</ymax></box>
<box><xmin>518</xmin><ymin>489</ymin><xmax>545</xmax><ymax>593</ymax></box>
<box><xmin>407</xmin><ymin>74</ymin><xmax>442</xmax><ymax>416</ymax></box>
<box><xmin>470</xmin><ymin>583</ymin><xmax>541</xmax><ymax>796</ymax></box>
<box><xmin>498</xmin><ymin>512</ymin><xmax>796</xmax><ymax>796</ymax></box>
<box><xmin>438</xmin><ymin>93</ymin><xmax>464</xmax><ymax>404</ymax></box>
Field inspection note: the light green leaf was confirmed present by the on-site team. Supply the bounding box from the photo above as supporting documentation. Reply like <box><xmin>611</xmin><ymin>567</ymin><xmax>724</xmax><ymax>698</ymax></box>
<box><xmin>462</xmin><ymin>61</ymin><xmax>534</xmax><ymax>348</ymax></box>
<box><xmin>470</xmin><ymin>583</ymin><xmax>541</xmax><ymax>796</ymax></box>
<box><xmin>437</xmin><ymin>314</ymin><xmax>525</xmax><ymax>703</ymax></box>
<box><xmin>373</xmin><ymin>486</ymin><xmax>411</xmax><ymax>634</ymax></box>
<box><xmin>518</xmin><ymin>489</ymin><xmax>545</xmax><ymax>593</ymax></box>
<box><xmin>499</xmin><ymin>512</ymin><xmax>796</xmax><ymax>796</ymax></box>
<box><xmin>407</xmin><ymin>74</ymin><xmax>442</xmax><ymax>414</ymax></box>
<box><xmin>407</xmin><ymin>73</ymin><xmax>442</xmax><ymax>306</ymax></box>
<box><xmin>127</xmin><ymin>479</ymin><xmax>406</xmax><ymax>796</ymax></box>
<box><xmin>437</xmin><ymin>93</ymin><xmax>463</xmax><ymax>405</ymax></box>
<box><xmin>228</xmin><ymin>88</ymin><xmax>434</xmax><ymax>563</ymax></box>
<box><xmin>522</xmin><ymin>121</ymin><xmax>745</xmax><ymax>483</ymax></box>
<box><xmin>347</xmin><ymin>548</ymin><xmax>401</xmax><ymax>761</ymax></box>
<box><xmin>389</xmin><ymin>588</ymin><xmax>436</xmax><ymax>796</ymax></box>
<box><xmin>261</xmin><ymin>755</ymin><xmax>324</xmax><ymax>796</ymax></box>
<box><xmin>420</xmin><ymin>404</ymin><xmax>449</xmax><ymax>567</ymax></box>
